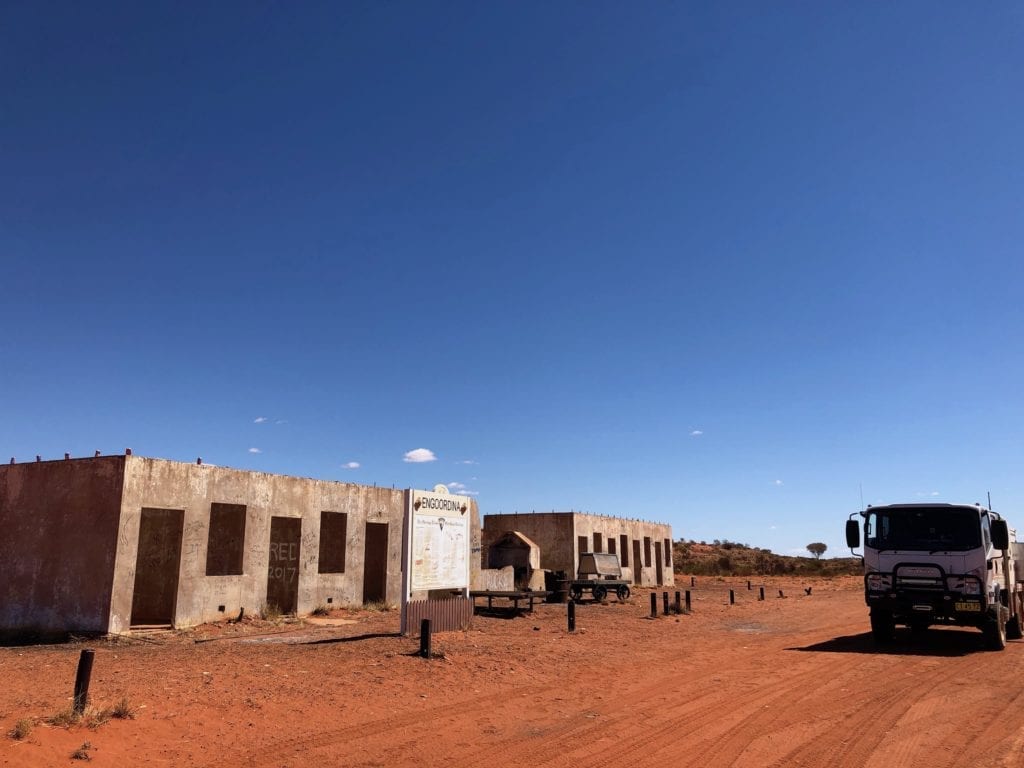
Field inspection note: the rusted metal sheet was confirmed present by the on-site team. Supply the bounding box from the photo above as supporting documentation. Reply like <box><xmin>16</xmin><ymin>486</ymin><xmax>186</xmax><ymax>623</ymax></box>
<box><xmin>404</xmin><ymin>597</ymin><xmax>473</xmax><ymax>634</ymax></box>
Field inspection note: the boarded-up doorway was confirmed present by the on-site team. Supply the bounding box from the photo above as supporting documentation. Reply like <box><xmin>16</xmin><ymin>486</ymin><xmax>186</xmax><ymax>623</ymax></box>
<box><xmin>267</xmin><ymin>517</ymin><xmax>301</xmax><ymax>615</ymax></box>
<box><xmin>130</xmin><ymin>507</ymin><xmax>184</xmax><ymax>627</ymax></box>
<box><xmin>362</xmin><ymin>522</ymin><xmax>389</xmax><ymax>604</ymax></box>
<box><xmin>632</xmin><ymin>539</ymin><xmax>642</xmax><ymax>585</ymax></box>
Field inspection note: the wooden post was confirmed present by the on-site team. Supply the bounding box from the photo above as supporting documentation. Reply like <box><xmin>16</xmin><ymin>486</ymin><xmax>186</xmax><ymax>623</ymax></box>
<box><xmin>674</xmin><ymin>591</ymin><xmax>682</xmax><ymax>614</ymax></box>
<box><xmin>759</xmin><ymin>586</ymin><xmax>765</xmax><ymax>601</ymax></box>
<box><xmin>747</xmin><ymin>580</ymin><xmax>752</xmax><ymax>590</ymax></box>
<box><xmin>568</xmin><ymin>601</ymin><xmax>576</xmax><ymax>632</ymax></box>
<box><xmin>419</xmin><ymin>619</ymin><xmax>431</xmax><ymax>659</ymax></box>
<box><xmin>73</xmin><ymin>649</ymin><xmax>95</xmax><ymax>715</ymax></box>
<box><xmin>685</xmin><ymin>590</ymin><xmax>691</xmax><ymax>613</ymax></box>
<box><xmin>662</xmin><ymin>592</ymin><xmax>670</xmax><ymax>616</ymax></box>
<box><xmin>729</xmin><ymin>589</ymin><xmax>735</xmax><ymax>605</ymax></box>
<box><xmin>778</xmin><ymin>589</ymin><xmax>784</xmax><ymax>598</ymax></box>
<box><xmin>690</xmin><ymin>576</ymin><xmax>696</xmax><ymax>587</ymax></box>
<box><xmin>650</xmin><ymin>593</ymin><xmax>658</xmax><ymax>618</ymax></box>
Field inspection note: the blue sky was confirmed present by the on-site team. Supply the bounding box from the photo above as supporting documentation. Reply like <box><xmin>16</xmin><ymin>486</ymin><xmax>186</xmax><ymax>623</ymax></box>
<box><xmin>3</xmin><ymin>3</ymin><xmax>1023</xmax><ymax>557</ymax></box>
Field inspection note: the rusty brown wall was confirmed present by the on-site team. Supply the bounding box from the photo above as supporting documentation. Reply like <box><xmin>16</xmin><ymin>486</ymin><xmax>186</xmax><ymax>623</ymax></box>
<box><xmin>0</xmin><ymin>457</ymin><xmax>125</xmax><ymax>636</ymax></box>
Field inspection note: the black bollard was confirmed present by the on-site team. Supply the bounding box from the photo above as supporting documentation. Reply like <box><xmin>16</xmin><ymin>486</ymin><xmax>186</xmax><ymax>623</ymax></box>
<box><xmin>729</xmin><ymin>589</ymin><xmax>735</xmax><ymax>605</ymax></box>
<box><xmin>685</xmin><ymin>590</ymin><xmax>691</xmax><ymax>613</ymax></box>
<box><xmin>650</xmin><ymin>592</ymin><xmax>658</xmax><ymax>618</ymax></box>
<box><xmin>663</xmin><ymin>592</ymin><xmax>670</xmax><ymax>616</ymax></box>
<box><xmin>419</xmin><ymin>619</ymin><xmax>432</xmax><ymax>659</ymax></box>
<box><xmin>690</xmin><ymin>576</ymin><xmax>696</xmax><ymax>587</ymax></box>
<box><xmin>674</xmin><ymin>591</ymin><xmax>682</xmax><ymax>614</ymax></box>
<box><xmin>759</xmin><ymin>586</ymin><xmax>765</xmax><ymax>601</ymax></box>
<box><xmin>779</xmin><ymin>589</ymin><xmax>784</xmax><ymax>598</ymax></box>
<box><xmin>73</xmin><ymin>649</ymin><xmax>95</xmax><ymax>715</ymax></box>
<box><xmin>568</xmin><ymin>601</ymin><xmax>576</xmax><ymax>632</ymax></box>
<box><xmin>747</xmin><ymin>580</ymin><xmax>752</xmax><ymax>590</ymax></box>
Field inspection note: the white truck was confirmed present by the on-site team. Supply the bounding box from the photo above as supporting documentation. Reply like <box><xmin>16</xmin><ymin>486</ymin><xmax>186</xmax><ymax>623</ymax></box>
<box><xmin>846</xmin><ymin>503</ymin><xmax>1024</xmax><ymax>649</ymax></box>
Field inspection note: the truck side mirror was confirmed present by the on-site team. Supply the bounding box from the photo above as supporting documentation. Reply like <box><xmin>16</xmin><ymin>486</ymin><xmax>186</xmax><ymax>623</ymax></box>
<box><xmin>992</xmin><ymin>519</ymin><xmax>1009</xmax><ymax>551</ymax></box>
<box><xmin>845</xmin><ymin>519</ymin><xmax>860</xmax><ymax>549</ymax></box>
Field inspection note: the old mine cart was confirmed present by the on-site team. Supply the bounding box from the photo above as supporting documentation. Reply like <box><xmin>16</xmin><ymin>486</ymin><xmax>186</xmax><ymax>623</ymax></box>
<box><xmin>570</xmin><ymin>552</ymin><xmax>631</xmax><ymax>602</ymax></box>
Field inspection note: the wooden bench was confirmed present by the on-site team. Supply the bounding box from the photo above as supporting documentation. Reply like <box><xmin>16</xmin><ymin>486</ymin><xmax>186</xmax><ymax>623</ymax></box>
<box><xmin>469</xmin><ymin>590</ymin><xmax>552</xmax><ymax>614</ymax></box>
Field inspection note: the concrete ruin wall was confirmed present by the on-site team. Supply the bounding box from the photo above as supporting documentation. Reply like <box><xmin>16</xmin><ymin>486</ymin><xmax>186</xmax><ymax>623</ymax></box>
<box><xmin>0</xmin><ymin>457</ymin><xmax>126</xmax><ymax>636</ymax></box>
<box><xmin>482</xmin><ymin>512</ymin><xmax>674</xmax><ymax>587</ymax></box>
<box><xmin>110</xmin><ymin>456</ymin><xmax>414</xmax><ymax>632</ymax></box>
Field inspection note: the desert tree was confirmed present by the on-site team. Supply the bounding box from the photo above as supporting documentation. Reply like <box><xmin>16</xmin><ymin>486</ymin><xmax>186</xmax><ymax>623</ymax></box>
<box><xmin>806</xmin><ymin>542</ymin><xmax>827</xmax><ymax>560</ymax></box>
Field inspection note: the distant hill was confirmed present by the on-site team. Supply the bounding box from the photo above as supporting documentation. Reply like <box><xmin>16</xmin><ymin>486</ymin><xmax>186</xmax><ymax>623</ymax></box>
<box><xmin>673</xmin><ymin>539</ymin><xmax>861</xmax><ymax>577</ymax></box>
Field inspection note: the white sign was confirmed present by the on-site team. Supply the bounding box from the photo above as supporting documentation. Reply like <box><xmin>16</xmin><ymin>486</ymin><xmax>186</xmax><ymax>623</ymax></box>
<box><xmin>408</xmin><ymin>488</ymin><xmax>471</xmax><ymax>591</ymax></box>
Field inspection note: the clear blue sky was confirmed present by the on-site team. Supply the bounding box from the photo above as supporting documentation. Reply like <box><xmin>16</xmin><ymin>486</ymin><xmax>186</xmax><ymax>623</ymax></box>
<box><xmin>3</xmin><ymin>3</ymin><xmax>1023</xmax><ymax>557</ymax></box>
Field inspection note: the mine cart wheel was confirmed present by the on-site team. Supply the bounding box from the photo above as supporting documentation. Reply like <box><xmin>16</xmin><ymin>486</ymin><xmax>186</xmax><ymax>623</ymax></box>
<box><xmin>870</xmin><ymin>610</ymin><xmax>896</xmax><ymax>644</ymax></box>
<box><xmin>984</xmin><ymin>611</ymin><xmax>1008</xmax><ymax>651</ymax></box>
<box><xmin>592</xmin><ymin>585</ymin><xmax>608</xmax><ymax>602</ymax></box>
<box><xmin>570</xmin><ymin>586</ymin><xmax>584</xmax><ymax>603</ymax></box>
<box><xmin>616</xmin><ymin>585</ymin><xmax>631</xmax><ymax>601</ymax></box>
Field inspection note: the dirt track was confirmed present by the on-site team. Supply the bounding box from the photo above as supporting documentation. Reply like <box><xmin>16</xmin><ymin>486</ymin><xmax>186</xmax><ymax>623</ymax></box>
<box><xmin>3</xmin><ymin>576</ymin><xmax>1024</xmax><ymax>767</ymax></box>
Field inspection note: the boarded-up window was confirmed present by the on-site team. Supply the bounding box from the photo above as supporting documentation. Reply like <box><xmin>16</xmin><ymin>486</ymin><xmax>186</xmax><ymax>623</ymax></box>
<box><xmin>578</xmin><ymin>535</ymin><xmax>589</xmax><ymax>554</ymax></box>
<box><xmin>664</xmin><ymin>538</ymin><xmax>672</xmax><ymax>567</ymax></box>
<box><xmin>620</xmin><ymin>535</ymin><xmax>629</xmax><ymax>566</ymax></box>
<box><xmin>593</xmin><ymin>532</ymin><xmax>603</xmax><ymax>553</ymax></box>
<box><xmin>608</xmin><ymin>537</ymin><xmax>617</xmax><ymax>556</ymax></box>
<box><xmin>644</xmin><ymin>536</ymin><xmax>652</xmax><ymax>567</ymax></box>
<box><xmin>206</xmin><ymin>503</ymin><xmax>246</xmax><ymax>576</ymax></box>
<box><xmin>318</xmin><ymin>511</ymin><xmax>348</xmax><ymax>574</ymax></box>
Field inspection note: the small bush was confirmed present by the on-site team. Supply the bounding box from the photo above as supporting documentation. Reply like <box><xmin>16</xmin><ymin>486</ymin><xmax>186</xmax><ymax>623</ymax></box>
<box><xmin>46</xmin><ymin>707</ymin><xmax>80</xmax><ymax>728</ymax></box>
<box><xmin>260</xmin><ymin>603</ymin><xmax>282</xmax><ymax>622</ymax></box>
<box><xmin>363</xmin><ymin>601</ymin><xmax>394</xmax><ymax>612</ymax></box>
<box><xmin>71</xmin><ymin>741</ymin><xmax>92</xmax><ymax>761</ymax></box>
<box><xmin>109</xmin><ymin>696</ymin><xmax>136</xmax><ymax>720</ymax></box>
<box><xmin>9</xmin><ymin>718</ymin><xmax>33</xmax><ymax>740</ymax></box>
<box><xmin>311</xmin><ymin>605</ymin><xmax>330</xmax><ymax>617</ymax></box>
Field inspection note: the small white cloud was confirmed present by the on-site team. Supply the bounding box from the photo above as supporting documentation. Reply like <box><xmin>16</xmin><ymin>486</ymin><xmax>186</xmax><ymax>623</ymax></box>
<box><xmin>915</xmin><ymin>491</ymin><xmax>942</xmax><ymax>498</ymax></box>
<box><xmin>773</xmin><ymin>479</ymin><xmax>784</xmax><ymax>486</ymax></box>
<box><xmin>457</xmin><ymin>459</ymin><xmax>478</xmax><ymax>465</ymax></box>
<box><xmin>254</xmin><ymin>417</ymin><xmax>268</xmax><ymax>424</ymax></box>
<box><xmin>447</xmin><ymin>482</ymin><xmax>466</xmax><ymax>490</ymax></box>
<box><xmin>690</xmin><ymin>430</ymin><xmax>703</xmax><ymax>437</ymax></box>
<box><xmin>769</xmin><ymin>525</ymin><xmax>777</xmax><ymax>530</ymax></box>
<box><xmin>275</xmin><ymin>419</ymin><xmax>288</xmax><ymax>425</ymax></box>
<box><xmin>403</xmin><ymin>448</ymin><xmax>437</xmax><ymax>463</ymax></box>
<box><xmin>341</xmin><ymin>461</ymin><xmax>360</xmax><ymax>470</ymax></box>
<box><xmin>463</xmin><ymin>490</ymin><xmax>479</xmax><ymax>496</ymax></box>
<box><xmin>248</xmin><ymin>447</ymin><xmax>262</xmax><ymax>454</ymax></box>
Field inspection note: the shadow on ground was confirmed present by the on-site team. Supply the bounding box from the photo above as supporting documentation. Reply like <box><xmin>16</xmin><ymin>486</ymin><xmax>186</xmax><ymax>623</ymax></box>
<box><xmin>787</xmin><ymin>628</ymin><xmax>1013</xmax><ymax>657</ymax></box>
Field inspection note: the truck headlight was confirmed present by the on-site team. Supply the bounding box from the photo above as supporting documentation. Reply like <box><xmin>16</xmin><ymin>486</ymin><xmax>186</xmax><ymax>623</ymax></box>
<box><xmin>963</xmin><ymin>580</ymin><xmax>981</xmax><ymax>595</ymax></box>
<box><xmin>867</xmin><ymin>574</ymin><xmax>888</xmax><ymax>591</ymax></box>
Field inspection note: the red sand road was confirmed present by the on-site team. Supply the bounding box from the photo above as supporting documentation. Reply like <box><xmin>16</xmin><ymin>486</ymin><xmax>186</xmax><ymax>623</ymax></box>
<box><xmin>3</xmin><ymin>577</ymin><xmax>1024</xmax><ymax>767</ymax></box>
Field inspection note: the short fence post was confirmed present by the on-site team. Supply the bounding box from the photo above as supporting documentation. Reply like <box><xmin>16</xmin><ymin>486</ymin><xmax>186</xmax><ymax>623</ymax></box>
<box><xmin>729</xmin><ymin>589</ymin><xmax>735</xmax><ymax>605</ymax></box>
<box><xmin>690</xmin><ymin>576</ymin><xmax>696</xmax><ymax>587</ymax></box>
<box><xmin>778</xmin><ymin>589</ymin><xmax>784</xmax><ymax>598</ymax></box>
<box><xmin>419</xmin><ymin>619</ymin><xmax>432</xmax><ymax>659</ymax></box>
<box><xmin>663</xmin><ymin>592</ymin><xmax>670</xmax><ymax>616</ymax></box>
<box><xmin>674</xmin><ymin>591</ymin><xmax>682</xmax><ymax>614</ymax></box>
<box><xmin>747</xmin><ymin>580</ymin><xmax>752</xmax><ymax>591</ymax></box>
<box><xmin>568</xmin><ymin>601</ymin><xmax>576</xmax><ymax>632</ymax></box>
<box><xmin>685</xmin><ymin>590</ymin><xmax>691</xmax><ymax>613</ymax></box>
<box><xmin>759</xmin><ymin>586</ymin><xmax>765</xmax><ymax>601</ymax></box>
<box><xmin>73</xmin><ymin>649</ymin><xmax>95</xmax><ymax>714</ymax></box>
<box><xmin>650</xmin><ymin>593</ymin><xmax>658</xmax><ymax>618</ymax></box>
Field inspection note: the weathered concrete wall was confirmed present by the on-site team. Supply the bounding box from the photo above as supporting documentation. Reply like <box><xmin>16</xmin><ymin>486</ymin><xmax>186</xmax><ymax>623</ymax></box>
<box><xmin>483</xmin><ymin>512</ymin><xmax>674</xmax><ymax>587</ymax></box>
<box><xmin>110</xmin><ymin>457</ymin><xmax>418</xmax><ymax>632</ymax></box>
<box><xmin>0</xmin><ymin>457</ymin><xmax>125</xmax><ymax>636</ymax></box>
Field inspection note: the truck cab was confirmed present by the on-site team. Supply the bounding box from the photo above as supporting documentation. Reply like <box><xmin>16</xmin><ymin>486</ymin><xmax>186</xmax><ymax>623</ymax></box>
<box><xmin>846</xmin><ymin>503</ymin><xmax>1023</xmax><ymax>649</ymax></box>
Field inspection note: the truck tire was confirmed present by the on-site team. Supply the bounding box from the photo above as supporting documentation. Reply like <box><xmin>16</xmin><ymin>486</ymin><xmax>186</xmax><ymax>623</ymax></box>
<box><xmin>984</xmin><ymin>612</ymin><xmax>1007</xmax><ymax>651</ymax></box>
<box><xmin>1007</xmin><ymin>615</ymin><xmax>1023</xmax><ymax>641</ymax></box>
<box><xmin>870</xmin><ymin>610</ymin><xmax>896</xmax><ymax>643</ymax></box>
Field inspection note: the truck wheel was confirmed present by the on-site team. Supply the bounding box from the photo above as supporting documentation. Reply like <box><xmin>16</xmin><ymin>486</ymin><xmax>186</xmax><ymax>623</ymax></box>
<box><xmin>592</xmin><ymin>585</ymin><xmax>608</xmax><ymax>602</ymax></box>
<box><xmin>1007</xmin><ymin>615</ymin><xmax>1023</xmax><ymax>641</ymax></box>
<box><xmin>616</xmin><ymin>585</ymin><xmax>630</xmax><ymax>601</ymax></box>
<box><xmin>909</xmin><ymin>620</ymin><xmax>929</xmax><ymax>635</ymax></box>
<box><xmin>870</xmin><ymin>610</ymin><xmax>896</xmax><ymax>643</ymax></box>
<box><xmin>984</xmin><ymin>613</ymin><xmax>1008</xmax><ymax>651</ymax></box>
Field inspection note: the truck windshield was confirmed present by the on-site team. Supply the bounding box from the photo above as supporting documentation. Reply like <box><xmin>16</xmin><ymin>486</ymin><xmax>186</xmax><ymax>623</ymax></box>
<box><xmin>866</xmin><ymin>506</ymin><xmax>982</xmax><ymax>551</ymax></box>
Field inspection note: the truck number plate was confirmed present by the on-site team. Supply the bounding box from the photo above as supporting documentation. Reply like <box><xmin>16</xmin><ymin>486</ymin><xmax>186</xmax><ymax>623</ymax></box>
<box><xmin>955</xmin><ymin>601</ymin><xmax>981</xmax><ymax>612</ymax></box>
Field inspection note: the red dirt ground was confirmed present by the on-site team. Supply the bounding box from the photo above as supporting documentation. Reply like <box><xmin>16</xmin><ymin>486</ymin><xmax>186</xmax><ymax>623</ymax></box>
<box><xmin>3</xmin><ymin>576</ymin><xmax>1023</xmax><ymax>767</ymax></box>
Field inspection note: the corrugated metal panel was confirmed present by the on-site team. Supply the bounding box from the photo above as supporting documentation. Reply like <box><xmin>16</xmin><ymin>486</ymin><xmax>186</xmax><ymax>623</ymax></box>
<box><xmin>405</xmin><ymin>598</ymin><xmax>473</xmax><ymax>634</ymax></box>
